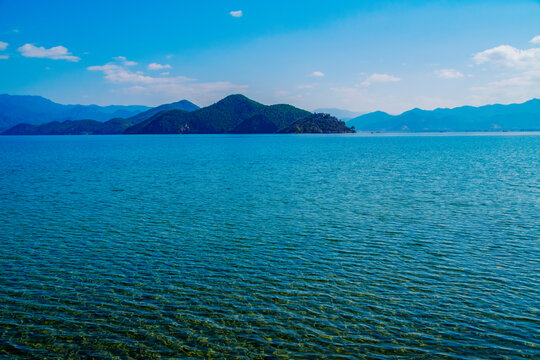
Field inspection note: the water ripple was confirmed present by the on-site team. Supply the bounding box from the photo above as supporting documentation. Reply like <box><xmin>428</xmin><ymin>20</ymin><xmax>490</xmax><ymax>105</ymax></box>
<box><xmin>0</xmin><ymin>134</ymin><xmax>538</xmax><ymax>358</ymax></box>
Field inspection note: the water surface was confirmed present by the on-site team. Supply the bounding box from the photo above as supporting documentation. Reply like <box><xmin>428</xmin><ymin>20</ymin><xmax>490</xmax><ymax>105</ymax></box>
<box><xmin>0</xmin><ymin>134</ymin><xmax>538</xmax><ymax>358</ymax></box>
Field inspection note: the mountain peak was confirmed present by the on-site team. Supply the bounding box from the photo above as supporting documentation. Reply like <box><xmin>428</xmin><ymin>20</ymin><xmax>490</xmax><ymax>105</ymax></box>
<box><xmin>216</xmin><ymin>94</ymin><xmax>260</xmax><ymax>106</ymax></box>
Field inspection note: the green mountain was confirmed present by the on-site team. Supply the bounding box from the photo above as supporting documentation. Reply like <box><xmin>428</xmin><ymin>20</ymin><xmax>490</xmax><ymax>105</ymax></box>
<box><xmin>278</xmin><ymin>113</ymin><xmax>355</xmax><ymax>133</ymax></box>
<box><xmin>0</xmin><ymin>94</ymin><xmax>149</xmax><ymax>131</ymax></box>
<box><xmin>1</xmin><ymin>94</ymin><xmax>356</xmax><ymax>135</ymax></box>
<box><xmin>125</xmin><ymin>94</ymin><xmax>319</xmax><ymax>134</ymax></box>
<box><xmin>124</xmin><ymin>99</ymin><xmax>199</xmax><ymax>125</ymax></box>
<box><xmin>347</xmin><ymin>99</ymin><xmax>540</xmax><ymax>132</ymax></box>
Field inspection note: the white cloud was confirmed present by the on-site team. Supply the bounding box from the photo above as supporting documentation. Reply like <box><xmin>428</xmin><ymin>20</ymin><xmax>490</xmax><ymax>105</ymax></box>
<box><xmin>18</xmin><ymin>44</ymin><xmax>80</xmax><ymax>61</ymax></box>
<box><xmin>113</xmin><ymin>56</ymin><xmax>138</xmax><ymax>66</ymax></box>
<box><xmin>87</xmin><ymin>64</ymin><xmax>159</xmax><ymax>83</ymax></box>
<box><xmin>473</xmin><ymin>45</ymin><xmax>540</xmax><ymax>70</ymax></box>
<box><xmin>87</xmin><ymin>63</ymin><xmax>247</xmax><ymax>102</ymax></box>
<box><xmin>0</xmin><ymin>55</ymin><xmax>8</xmax><ymax>59</ymax></box>
<box><xmin>160</xmin><ymin>72</ymin><xmax>170</xmax><ymax>76</ymax></box>
<box><xmin>435</xmin><ymin>68</ymin><xmax>464</xmax><ymax>79</ymax></box>
<box><xmin>471</xmin><ymin>41</ymin><xmax>540</xmax><ymax>104</ymax></box>
<box><xmin>361</xmin><ymin>73</ymin><xmax>401</xmax><ymax>86</ymax></box>
<box><xmin>148</xmin><ymin>63</ymin><xmax>171</xmax><ymax>70</ymax></box>
<box><xmin>311</xmin><ymin>71</ymin><xmax>324</xmax><ymax>77</ymax></box>
<box><xmin>531</xmin><ymin>35</ymin><xmax>540</xmax><ymax>44</ymax></box>
<box><xmin>230</xmin><ymin>10</ymin><xmax>243</xmax><ymax>17</ymax></box>
<box><xmin>470</xmin><ymin>74</ymin><xmax>540</xmax><ymax>105</ymax></box>
<box><xmin>0</xmin><ymin>41</ymin><xmax>8</xmax><ymax>51</ymax></box>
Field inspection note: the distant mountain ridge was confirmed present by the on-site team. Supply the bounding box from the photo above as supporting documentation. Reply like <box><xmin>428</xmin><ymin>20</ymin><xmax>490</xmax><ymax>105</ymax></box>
<box><xmin>348</xmin><ymin>99</ymin><xmax>540</xmax><ymax>132</ymax></box>
<box><xmin>2</xmin><ymin>99</ymin><xmax>201</xmax><ymax>135</ymax></box>
<box><xmin>0</xmin><ymin>94</ymin><xmax>150</xmax><ymax>131</ymax></box>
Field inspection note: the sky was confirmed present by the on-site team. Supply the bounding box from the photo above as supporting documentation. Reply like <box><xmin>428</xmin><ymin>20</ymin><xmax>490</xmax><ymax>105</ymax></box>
<box><xmin>0</xmin><ymin>0</ymin><xmax>539</xmax><ymax>114</ymax></box>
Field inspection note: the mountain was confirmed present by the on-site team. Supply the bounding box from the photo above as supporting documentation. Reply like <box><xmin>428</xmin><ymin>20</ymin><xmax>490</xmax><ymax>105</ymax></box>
<box><xmin>2</xmin><ymin>118</ymin><xmax>132</xmax><ymax>135</ymax></box>
<box><xmin>125</xmin><ymin>94</ymin><xmax>325</xmax><ymax>134</ymax></box>
<box><xmin>2</xmin><ymin>95</ymin><xmax>355</xmax><ymax>135</ymax></box>
<box><xmin>347</xmin><ymin>99</ymin><xmax>540</xmax><ymax>132</ymax></box>
<box><xmin>0</xmin><ymin>94</ymin><xmax>150</xmax><ymax>131</ymax></box>
<box><xmin>1</xmin><ymin>99</ymin><xmax>200</xmax><ymax>135</ymax></box>
<box><xmin>314</xmin><ymin>108</ymin><xmax>363</xmax><ymax>121</ymax></box>
<box><xmin>124</xmin><ymin>99</ymin><xmax>199</xmax><ymax>124</ymax></box>
<box><xmin>277</xmin><ymin>113</ymin><xmax>355</xmax><ymax>133</ymax></box>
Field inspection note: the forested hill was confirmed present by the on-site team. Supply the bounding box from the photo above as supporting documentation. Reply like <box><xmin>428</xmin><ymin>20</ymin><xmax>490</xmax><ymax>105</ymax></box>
<box><xmin>125</xmin><ymin>95</ymin><xmax>316</xmax><ymax>134</ymax></box>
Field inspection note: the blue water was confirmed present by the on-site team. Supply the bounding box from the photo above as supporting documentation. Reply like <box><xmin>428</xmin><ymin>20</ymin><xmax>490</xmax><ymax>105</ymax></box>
<box><xmin>0</xmin><ymin>134</ymin><xmax>538</xmax><ymax>359</ymax></box>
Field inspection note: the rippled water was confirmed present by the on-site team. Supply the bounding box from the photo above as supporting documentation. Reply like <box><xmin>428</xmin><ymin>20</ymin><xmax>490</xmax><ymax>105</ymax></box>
<box><xmin>0</xmin><ymin>134</ymin><xmax>538</xmax><ymax>359</ymax></box>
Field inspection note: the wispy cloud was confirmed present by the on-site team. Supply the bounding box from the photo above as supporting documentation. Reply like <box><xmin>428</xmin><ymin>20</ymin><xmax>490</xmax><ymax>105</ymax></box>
<box><xmin>0</xmin><ymin>55</ymin><xmax>9</xmax><ymax>60</ymax></box>
<box><xmin>361</xmin><ymin>73</ymin><xmax>401</xmax><ymax>86</ymax></box>
<box><xmin>311</xmin><ymin>71</ymin><xmax>324</xmax><ymax>77</ymax></box>
<box><xmin>435</xmin><ymin>69</ymin><xmax>464</xmax><ymax>79</ymax></box>
<box><xmin>148</xmin><ymin>63</ymin><xmax>171</xmax><ymax>70</ymax></box>
<box><xmin>230</xmin><ymin>10</ymin><xmax>243</xmax><ymax>17</ymax></box>
<box><xmin>531</xmin><ymin>35</ymin><xmax>540</xmax><ymax>44</ymax></box>
<box><xmin>113</xmin><ymin>56</ymin><xmax>137</xmax><ymax>66</ymax></box>
<box><xmin>18</xmin><ymin>44</ymin><xmax>80</xmax><ymax>61</ymax></box>
<box><xmin>87</xmin><ymin>63</ymin><xmax>247</xmax><ymax>102</ymax></box>
<box><xmin>0</xmin><ymin>41</ymin><xmax>8</xmax><ymax>51</ymax></box>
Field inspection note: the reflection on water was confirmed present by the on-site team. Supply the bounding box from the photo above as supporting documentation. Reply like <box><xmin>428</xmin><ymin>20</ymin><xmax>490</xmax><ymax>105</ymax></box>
<box><xmin>0</xmin><ymin>134</ymin><xmax>538</xmax><ymax>358</ymax></box>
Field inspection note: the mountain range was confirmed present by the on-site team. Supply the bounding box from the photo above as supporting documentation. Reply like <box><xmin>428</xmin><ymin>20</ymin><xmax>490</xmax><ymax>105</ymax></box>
<box><xmin>1</xmin><ymin>94</ymin><xmax>539</xmax><ymax>135</ymax></box>
<box><xmin>347</xmin><ymin>99</ymin><xmax>540</xmax><ymax>132</ymax></box>
<box><xmin>125</xmin><ymin>94</ymin><xmax>312</xmax><ymax>134</ymax></box>
<box><xmin>2</xmin><ymin>99</ymin><xmax>201</xmax><ymax>135</ymax></box>
<box><xmin>0</xmin><ymin>94</ymin><xmax>151</xmax><ymax>131</ymax></box>
<box><xmin>2</xmin><ymin>95</ymin><xmax>353</xmax><ymax>135</ymax></box>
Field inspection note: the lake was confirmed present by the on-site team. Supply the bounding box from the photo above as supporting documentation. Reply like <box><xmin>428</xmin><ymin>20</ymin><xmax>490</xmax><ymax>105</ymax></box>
<box><xmin>0</xmin><ymin>134</ymin><xmax>538</xmax><ymax>358</ymax></box>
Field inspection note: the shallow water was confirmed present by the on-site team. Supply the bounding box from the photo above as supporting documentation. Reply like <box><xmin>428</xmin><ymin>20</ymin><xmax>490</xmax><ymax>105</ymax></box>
<box><xmin>0</xmin><ymin>134</ymin><xmax>538</xmax><ymax>359</ymax></box>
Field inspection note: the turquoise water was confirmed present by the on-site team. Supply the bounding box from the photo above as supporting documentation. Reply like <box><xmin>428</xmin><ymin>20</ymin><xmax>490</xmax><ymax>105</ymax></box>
<box><xmin>0</xmin><ymin>134</ymin><xmax>538</xmax><ymax>359</ymax></box>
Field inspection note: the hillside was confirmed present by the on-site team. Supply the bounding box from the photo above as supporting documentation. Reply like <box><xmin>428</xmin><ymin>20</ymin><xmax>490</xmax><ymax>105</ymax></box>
<box><xmin>347</xmin><ymin>99</ymin><xmax>540</xmax><ymax>132</ymax></box>
<box><xmin>125</xmin><ymin>94</ymin><xmax>315</xmax><ymax>134</ymax></box>
<box><xmin>314</xmin><ymin>108</ymin><xmax>363</xmax><ymax>121</ymax></box>
<box><xmin>1</xmin><ymin>118</ymin><xmax>134</xmax><ymax>135</ymax></box>
<box><xmin>1</xmin><ymin>99</ymin><xmax>200</xmax><ymax>135</ymax></box>
<box><xmin>124</xmin><ymin>100</ymin><xmax>200</xmax><ymax>125</ymax></box>
<box><xmin>278</xmin><ymin>113</ymin><xmax>355</xmax><ymax>133</ymax></box>
<box><xmin>0</xmin><ymin>94</ymin><xmax>149</xmax><ymax>131</ymax></box>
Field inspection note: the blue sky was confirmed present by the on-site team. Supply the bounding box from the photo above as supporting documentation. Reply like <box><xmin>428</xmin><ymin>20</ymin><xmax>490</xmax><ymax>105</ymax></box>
<box><xmin>0</xmin><ymin>0</ymin><xmax>539</xmax><ymax>113</ymax></box>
